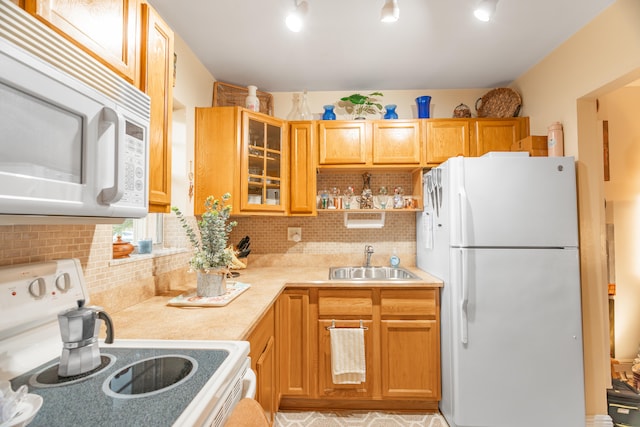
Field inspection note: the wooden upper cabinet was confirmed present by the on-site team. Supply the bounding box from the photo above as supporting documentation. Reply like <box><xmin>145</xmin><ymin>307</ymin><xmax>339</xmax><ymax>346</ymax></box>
<box><xmin>372</xmin><ymin>120</ymin><xmax>421</xmax><ymax>165</ymax></box>
<box><xmin>23</xmin><ymin>0</ymin><xmax>140</xmax><ymax>84</ymax></box>
<box><xmin>424</xmin><ymin>117</ymin><xmax>530</xmax><ymax>166</ymax></box>
<box><xmin>425</xmin><ymin>119</ymin><xmax>471</xmax><ymax>166</ymax></box>
<box><xmin>472</xmin><ymin>118</ymin><xmax>529</xmax><ymax>157</ymax></box>
<box><xmin>317</xmin><ymin>119</ymin><xmax>422</xmax><ymax>169</ymax></box>
<box><xmin>195</xmin><ymin>107</ymin><xmax>287</xmax><ymax>216</ymax></box>
<box><xmin>318</xmin><ymin>121</ymin><xmax>368</xmax><ymax>166</ymax></box>
<box><xmin>289</xmin><ymin>122</ymin><xmax>317</xmax><ymax>216</ymax></box>
<box><xmin>140</xmin><ymin>3</ymin><xmax>174</xmax><ymax>213</ymax></box>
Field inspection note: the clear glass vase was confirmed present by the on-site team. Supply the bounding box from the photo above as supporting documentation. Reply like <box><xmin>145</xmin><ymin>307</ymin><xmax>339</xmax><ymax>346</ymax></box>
<box><xmin>286</xmin><ymin>93</ymin><xmax>301</xmax><ymax>120</ymax></box>
<box><xmin>299</xmin><ymin>90</ymin><xmax>312</xmax><ymax>120</ymax></box>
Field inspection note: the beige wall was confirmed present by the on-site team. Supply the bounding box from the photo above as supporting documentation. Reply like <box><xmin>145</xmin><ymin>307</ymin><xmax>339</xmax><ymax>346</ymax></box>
<box><xmin>512</xmin><ymin>0</ymin><xmax>640</xmax><ymax>419</ymax></box>
<box><xmin>171</xmin><ymin>34</ymin><xmax>216</xmax><ymax>216</ymax></box>
<box><xmin>600</xmin><ymin>86</ymin><xmax>640</xmax><ymax>360</ymax></box>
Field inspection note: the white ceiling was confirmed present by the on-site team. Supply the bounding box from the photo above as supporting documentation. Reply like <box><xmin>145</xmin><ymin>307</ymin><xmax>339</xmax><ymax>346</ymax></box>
<box><xmin>147</xmin><ymin>0</ymin><xmax>615</xmax><ymax>92</ymax></box>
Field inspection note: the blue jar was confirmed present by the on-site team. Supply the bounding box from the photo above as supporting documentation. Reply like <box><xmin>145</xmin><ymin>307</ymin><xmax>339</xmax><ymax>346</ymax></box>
<box><xmin>384</xmin><ymin>104</ymin><xmax>398</xmax><ymax>119</ymax></box>
<box><xmin>322</xmin><ymin>105</ymin><xmax>336</xmax><ymax>120</ymax></box>
<box><xmin>416</xmin><ymin>96</ymin><xmax>431</xmax><ymax>118</ymax></box>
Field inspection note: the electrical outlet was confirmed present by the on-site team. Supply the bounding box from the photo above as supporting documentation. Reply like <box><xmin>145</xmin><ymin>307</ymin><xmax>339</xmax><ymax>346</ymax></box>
<box><xmin>287</xmin><ymin>227</ymin><xmax>302</xmax><ymax>242</ymax></box>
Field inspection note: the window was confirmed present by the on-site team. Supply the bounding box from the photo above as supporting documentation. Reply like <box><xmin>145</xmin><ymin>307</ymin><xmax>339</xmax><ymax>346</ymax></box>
<box><xmin>113</xmin><ymin>214</ymin><xmax>163</xmax><ymax>246</ymax></box>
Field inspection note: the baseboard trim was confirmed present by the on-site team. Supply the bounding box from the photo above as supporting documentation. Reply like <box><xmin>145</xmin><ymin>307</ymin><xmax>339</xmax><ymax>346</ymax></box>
<box><xmin>586</xmin><ymin>414</ymin><xmax>614</xmax><ymax>427</ymax></box>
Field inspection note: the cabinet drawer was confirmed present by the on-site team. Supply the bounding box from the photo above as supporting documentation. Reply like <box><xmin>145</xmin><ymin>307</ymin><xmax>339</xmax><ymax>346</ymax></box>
<box><xmin>381</xmin><ymin>289</ymin><xmax>437</xmax><ymax>319</ymax></box>
<box><xmin>318</xmin><ymin>289</ymin><xmax>373</xmax><ymax>317</ymax></box>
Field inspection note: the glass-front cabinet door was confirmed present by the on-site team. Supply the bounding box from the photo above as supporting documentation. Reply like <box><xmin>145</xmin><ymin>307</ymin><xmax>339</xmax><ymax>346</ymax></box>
<box><xmin>241</xmin><ymin>111</ymin><xmax>286</xmax><ymax>212</ymax></box>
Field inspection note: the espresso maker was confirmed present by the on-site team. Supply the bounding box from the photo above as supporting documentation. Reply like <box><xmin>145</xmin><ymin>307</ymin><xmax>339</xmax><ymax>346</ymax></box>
<box><xmin>57</xmin><ymin>299</ymin><xmax>114</xmax><ymax>377</ymax></box>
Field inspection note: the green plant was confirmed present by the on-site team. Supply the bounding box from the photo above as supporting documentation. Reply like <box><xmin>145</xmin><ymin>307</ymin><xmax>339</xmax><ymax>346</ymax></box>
<box><xmin>340</xmin><ymin>92</ymin><xmax>384</xmax><ymax>118</ymax></box>
<box><xmin>172</xmin><ymin>193</ymin><xmax>238</xmax><ymax>272</ymax></box>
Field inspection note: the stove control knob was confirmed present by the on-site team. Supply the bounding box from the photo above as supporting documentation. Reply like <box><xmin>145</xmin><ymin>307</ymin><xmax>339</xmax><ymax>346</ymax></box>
<box><xmin>28</xmin><ymin>277</ymin><xmax>46</xmax><ymax>299</ymax></box>
<box><xmin>55</xmin><ymin>272</ymin><xmax>71</xmax><ymax>293</ymax></box>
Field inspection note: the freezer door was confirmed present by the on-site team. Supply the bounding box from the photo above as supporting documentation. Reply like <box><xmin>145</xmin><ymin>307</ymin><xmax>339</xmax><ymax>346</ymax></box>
<box><xmin>447</xmin><ymin>156</ymin><xmax>579</xmax><ymax>248</ymax></box>
<box><xmin>448</xmin><ymin>247</ymin><xmax>585</xmax><ymax>427</ymax></box>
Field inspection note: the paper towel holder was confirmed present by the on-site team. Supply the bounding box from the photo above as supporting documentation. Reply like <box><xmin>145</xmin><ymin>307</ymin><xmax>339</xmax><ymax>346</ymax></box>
<box><xmin>343</xmin><ymin>212</ymin><xmax>385</xmax><ymax>229</ymax></box>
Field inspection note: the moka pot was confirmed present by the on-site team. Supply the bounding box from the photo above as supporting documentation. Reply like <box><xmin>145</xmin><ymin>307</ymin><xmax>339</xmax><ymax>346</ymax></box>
<box><xmin>57</xmin><ymin>299</ymin><xmax>114</xmax><ymax>377</ymax></box>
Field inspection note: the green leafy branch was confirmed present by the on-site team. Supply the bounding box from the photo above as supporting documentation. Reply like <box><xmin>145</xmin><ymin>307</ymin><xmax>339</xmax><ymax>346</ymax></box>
<box><xmin>172</xmin><ymin>193</ymin><xmax>238</xmax><ymax>272</ymax></box>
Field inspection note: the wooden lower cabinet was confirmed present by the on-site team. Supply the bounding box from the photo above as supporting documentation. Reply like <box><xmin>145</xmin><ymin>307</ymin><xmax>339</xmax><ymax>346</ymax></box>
<box><xmin>380</xmin><ymin>320</ymin><xmax>439</xmax><ymax>398</ymax></box>
<box><xmin>318</xmin><ymin>319</ymin><xmax>374</xmax><ymax>398</ymax></box>
<box><xmin>278</xmin><ymin>289</ymin><xmax>311</xmax><ymax>397</ymax></box>
<box><xmin>247</xmin><ymin>305</ymin><xmax>277</xmax><ymax>424</ymax></box>
<box><xmin>277</xmin><ymin>286</ymin><xmax>440</xmax><ymax>411</ymax></box>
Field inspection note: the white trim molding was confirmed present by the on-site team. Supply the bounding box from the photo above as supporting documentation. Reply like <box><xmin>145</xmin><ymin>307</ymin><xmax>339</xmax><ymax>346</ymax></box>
<box><xmin>586</xmin><ymin>414</ymin><xmax>613</xmax><ymax>427</ymax></box>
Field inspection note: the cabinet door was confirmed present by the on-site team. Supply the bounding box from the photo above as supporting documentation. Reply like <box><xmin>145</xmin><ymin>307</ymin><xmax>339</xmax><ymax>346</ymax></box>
<box><xmin>248</xmin><ymin>306</ymin><xmax>276</xmax><ymax>424</ymax></box>
<box><xmin>289</xmin><ymin>122</ymin><xmax>316</xmax><ymax>215</ymax></box>
<box><xmin>380</xmin><ymin>289</ymin><xmax>440</xmax><ymax>399</ymax></box>
<box><xmin>140</xmin><ymin>4</ymin><xmax>174</xmax><ymax>213</ymax></box>
<box><xmin>380</xmin><ymin>319</ymin><xmax>440</xmax><ymax>399</ymax></box>
<box><xmin>194</xmin><ymin>107</ymin><xmax>237</xmax><ymax>215</ymax></box>
<box><xmin>472</xmin><ymin>118</ymin><xmax>525</xmax><ymax>156</ymax></box>
<box><xmin>278</xmin><ymin>289</ymin><xmax>311</xmax><ymax>397</ymax></box>
<box><xmin>24</xmin><ymin>0</ymin><xmax>140</xmax><ymax>83</ymax></box>
<box><xmin>256</xmin><ymin>336</ymin><xmax>276</xmax><ymax>424</ymax></box>
<box><xmin>425</xmin><ymin>119</ymin><xmax>471</xmax><ymax>165</ymax></box>
<box><xmin>318</xmin><ymin>319</ymin><xmax>374</xmax><ymax>398</ymax></box>
<box><xmin>242</xmin><ymin>111</ymin><xmax>286</xmax><ymax>213</ymax></box>
<box><xmin>318</xmin><ymin>121</ymin><xmax>368</xmax><ymax>165</ymax></box>
<box><xmin>372</xmin><ymin>120</ymin><xmax>421</xmax><ymax>165</ymax></box>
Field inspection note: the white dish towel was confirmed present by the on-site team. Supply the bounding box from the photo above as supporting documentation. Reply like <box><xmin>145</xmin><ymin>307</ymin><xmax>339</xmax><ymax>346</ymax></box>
<box><xmin>330</xmin><ymin>327</ymin><xmax>366</xmax><ymax>384</ymax></box>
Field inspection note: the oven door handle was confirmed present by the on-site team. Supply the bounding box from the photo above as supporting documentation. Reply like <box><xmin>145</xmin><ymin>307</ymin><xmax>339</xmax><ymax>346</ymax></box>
<box><xmin>242</xmin><ymin>366</ymin><xmax>257</xmax><ymax>399</ymax></box>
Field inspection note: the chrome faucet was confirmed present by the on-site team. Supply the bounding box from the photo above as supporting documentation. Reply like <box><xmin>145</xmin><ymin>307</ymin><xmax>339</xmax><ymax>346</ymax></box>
<box><xmin>364</xmin><ymin>245</ymin><xmax>374</xmax><ymax>267</ymax></box>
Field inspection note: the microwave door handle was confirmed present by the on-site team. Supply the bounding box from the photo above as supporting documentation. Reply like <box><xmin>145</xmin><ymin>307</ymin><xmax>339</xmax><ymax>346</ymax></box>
<box><xmin>99</xmin><ymin>106</ymin><xmax>125</xmax><ymax>204</ymax></box>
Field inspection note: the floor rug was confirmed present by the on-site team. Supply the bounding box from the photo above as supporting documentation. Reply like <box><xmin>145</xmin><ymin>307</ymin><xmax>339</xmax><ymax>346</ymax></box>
<box><xmin>275</xmin><ymin>411</ymin><xmax>449</xmax><ymax>426</ymax></box>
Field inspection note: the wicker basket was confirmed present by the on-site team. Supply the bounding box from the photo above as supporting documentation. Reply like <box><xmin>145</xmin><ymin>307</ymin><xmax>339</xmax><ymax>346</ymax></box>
<box><xmin>212</xmin><ymin>81</ymin><xmax>274</xmax><ymax>115</ymax></box>
<box><xmin>475</xmin><ymin>88</ymin><xmax>522</xmax><ymax>118</ymax></box>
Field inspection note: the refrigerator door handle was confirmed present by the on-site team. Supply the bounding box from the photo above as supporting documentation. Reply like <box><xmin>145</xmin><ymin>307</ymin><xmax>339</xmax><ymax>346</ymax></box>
<box><xmin>460</xmin><ymin>249</ymin><xmax>469</xmax><ymax>344</ymax></box>
<box><xmin>456</xmin><ymin>160</ymin><xmax>468</xmax><ymax>247</ymax></box>
<box><xmin>457</xmin><ymin>187</ymin><xmax>468</xmax><ymax>247</ymax></box>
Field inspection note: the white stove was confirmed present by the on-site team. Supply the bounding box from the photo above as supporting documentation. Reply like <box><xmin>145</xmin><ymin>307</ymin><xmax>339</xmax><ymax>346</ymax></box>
<box><xmin>0</xmin><ymin>259</ymin><xmax>253</xmax><ymax>427</ymax></box>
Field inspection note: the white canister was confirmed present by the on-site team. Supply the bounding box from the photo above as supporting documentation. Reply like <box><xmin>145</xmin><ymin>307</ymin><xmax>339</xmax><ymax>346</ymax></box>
<box><xmin>245</xmin><ymin>85</ymin><xmax>260</xmax><ymax>112</ymax></box>
<box><xmin>547</xmin><ymin>122</ymin><xmax>564</xmax><ymax>157</ymax></box>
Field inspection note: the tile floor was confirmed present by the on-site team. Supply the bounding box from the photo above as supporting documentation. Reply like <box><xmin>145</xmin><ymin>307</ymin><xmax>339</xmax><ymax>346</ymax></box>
<box><xmin>274</xmin><ymin>411</ymin><xmax>449</xmax><ymax>426</ymax></box>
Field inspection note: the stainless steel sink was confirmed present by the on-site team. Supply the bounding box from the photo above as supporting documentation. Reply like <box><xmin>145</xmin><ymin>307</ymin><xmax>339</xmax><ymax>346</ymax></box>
<box><xmin>329</xmin><ymin>266</ymin><xmax>421</xmax><ymax>281</ymax></box>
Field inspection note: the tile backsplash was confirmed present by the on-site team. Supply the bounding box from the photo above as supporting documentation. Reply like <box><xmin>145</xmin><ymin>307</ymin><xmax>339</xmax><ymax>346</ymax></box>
<box><xmin>0</xmin><ymin>172</ymin><xmax>420</xmax><ymax>310</ymax></box>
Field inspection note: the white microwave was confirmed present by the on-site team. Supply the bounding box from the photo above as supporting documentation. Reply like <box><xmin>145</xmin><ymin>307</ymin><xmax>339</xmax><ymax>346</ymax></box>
<box><xmin>0</xmin><ymin>2</ymin><xmax>150</xmax><ymax>223</ymax></box>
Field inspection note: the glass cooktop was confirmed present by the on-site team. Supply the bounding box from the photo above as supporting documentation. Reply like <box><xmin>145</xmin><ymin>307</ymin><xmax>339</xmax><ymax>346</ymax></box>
<box><xmin>10</xmin><ymin>347</ymin><xmax>229</xmax><ymax>427</ymax></box>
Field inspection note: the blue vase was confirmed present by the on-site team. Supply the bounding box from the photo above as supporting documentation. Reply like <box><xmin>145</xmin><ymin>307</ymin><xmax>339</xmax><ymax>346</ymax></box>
<box><xmin>416</xmin><ymin>96</ymin><xmax>431</xmax><ymax>118</ymax></box>
<box><xmin>322</xmin><ymin>105</ymin><xmax>336</xmax><ymax>120</ymax></box>
<box><xmin>383</xmin><ymin>104</ymin><xmax>398</xmax><ymax>120</ymax></box>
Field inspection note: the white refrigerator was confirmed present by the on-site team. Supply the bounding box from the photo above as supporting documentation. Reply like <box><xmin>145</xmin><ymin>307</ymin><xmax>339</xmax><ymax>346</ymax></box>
<box><xmin>416</xmin><ymin>153</ymin><xmax>585</xmax><ymax>427</ymax></box>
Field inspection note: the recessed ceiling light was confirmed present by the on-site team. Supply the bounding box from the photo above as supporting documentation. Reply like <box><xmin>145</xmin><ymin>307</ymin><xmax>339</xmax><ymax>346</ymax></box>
<box><xmin>286</xmin><ymin>0</ymin><xmax>309</xmax><ymax>32</ymax></box>
<box><xmin>380</xmin><ymin>0</ymin><xmax>400</xmax><ymax>23</ymax></box>
<box><xmin>474</xmin><ymin>0</ymin><xmax>498</xmax><ymax>22</ymax></box>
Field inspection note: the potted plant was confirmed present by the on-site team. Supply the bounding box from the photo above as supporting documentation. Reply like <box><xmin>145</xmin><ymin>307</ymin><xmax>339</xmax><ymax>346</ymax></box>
<box><xmin>339</xmin><ymin>92</ymin><xmax>384</xmax><ymax>119</ymax></box>
<box><xmin>172</xmin><ymin>193</ymin><xmax>238</xmax><ymax>297</ymax></box>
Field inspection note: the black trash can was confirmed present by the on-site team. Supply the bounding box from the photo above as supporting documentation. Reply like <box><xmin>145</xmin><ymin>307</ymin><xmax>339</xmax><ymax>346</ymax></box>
<box><xmin>608</xmin><ymin>378</ymin><xmax>640</xmax><ymax>426</ymax></box>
